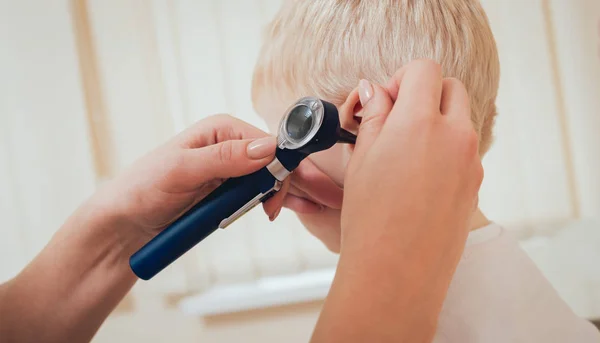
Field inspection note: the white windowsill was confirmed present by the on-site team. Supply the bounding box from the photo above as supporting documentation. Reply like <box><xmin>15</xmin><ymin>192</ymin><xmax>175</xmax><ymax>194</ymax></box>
<box><xmin>179</xmin><ymin>268</ymin><xmax>336</xmax><ymax>316</ymax></box>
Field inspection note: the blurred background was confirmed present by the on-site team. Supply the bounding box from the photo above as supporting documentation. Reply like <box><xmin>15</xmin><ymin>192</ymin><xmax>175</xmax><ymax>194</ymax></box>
<box><xmin>0</xmin><ymin>0</ymin><xmax>599</xmax><ymax>342</ymax></box>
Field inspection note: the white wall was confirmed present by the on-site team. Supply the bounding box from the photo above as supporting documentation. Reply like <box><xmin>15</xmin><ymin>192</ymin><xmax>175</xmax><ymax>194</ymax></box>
<box><xmin>0</xmin><ymin>0</ymin><xmax>599</xmax><ymax>342</ymax></box>
<box><xmin>548</xmin><ymin>0</ymin><xmax>600</xmax><ymax>219</ymax></box>
<box><xmin>0</xmin><ymin>0</ymin><xmax>97</xmax><ymax>279</ymax></box>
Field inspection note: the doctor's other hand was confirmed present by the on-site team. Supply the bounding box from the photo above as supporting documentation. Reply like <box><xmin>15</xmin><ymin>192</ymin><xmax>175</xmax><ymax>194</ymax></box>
<box><xmin>90</xmin><ymin>114</ymin><xmax>277</xmax><ymax>261</ymax></box>
<box><xmin>313</xmin><ymin>60</ymin><xmax>483</xmax><ymax>342</ymax></box>
<box><xmin>340</xmin><ymin>59</ymin><xmax>483</xmax><ymax>287</ymax></box>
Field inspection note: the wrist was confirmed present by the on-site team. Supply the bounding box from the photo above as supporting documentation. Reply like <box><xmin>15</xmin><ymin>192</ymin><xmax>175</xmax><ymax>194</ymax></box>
<box><xmin>75</xmin><ymin>191</ymin><xmax>142</xmax><ymax>277</ymax></box>
<box><xmin>86</xmin><ymin>182</ymin><xmax>153</xmax><ymax>259</ymax></box>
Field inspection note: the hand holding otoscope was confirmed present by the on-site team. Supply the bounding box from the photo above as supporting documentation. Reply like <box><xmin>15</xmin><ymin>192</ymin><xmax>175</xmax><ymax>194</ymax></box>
<box><xmin>130</xmin><ymin>97</ymin><xmax>356</xmax><ymax>280</ymax></box>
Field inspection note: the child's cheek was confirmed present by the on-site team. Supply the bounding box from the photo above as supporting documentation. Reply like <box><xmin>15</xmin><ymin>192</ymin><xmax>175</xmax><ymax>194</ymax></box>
<box><xmin>308</xmin><ymin>145</ymin><xmax>346</xmax><ymax>187</ymax></box>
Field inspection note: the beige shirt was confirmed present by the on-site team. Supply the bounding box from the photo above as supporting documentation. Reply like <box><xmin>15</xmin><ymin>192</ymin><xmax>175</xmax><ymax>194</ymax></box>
<box><xmin>434</xmin><ymin>223</ymin><xmax>600</xmax><ymax>342</ymax></box>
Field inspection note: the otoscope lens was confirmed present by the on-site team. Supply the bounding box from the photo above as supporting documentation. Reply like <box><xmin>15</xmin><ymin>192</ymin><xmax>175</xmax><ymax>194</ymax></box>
<box><xmin>286</xmin><ymin>105</ymin><xmax>314</xmax><ymax>140</ymax></box>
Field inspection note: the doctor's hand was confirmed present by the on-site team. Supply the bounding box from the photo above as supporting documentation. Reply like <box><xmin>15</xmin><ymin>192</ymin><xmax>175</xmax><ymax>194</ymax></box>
<box><xmin>90</xmin><ymin>114</ymin><xmax>279</xmax><ymax>260</ymax></box>
<box><xmin>313</xmin><ymin>60</ymin><xmax>483</xmax><ymax>342</ymax></box>
<box><xmin>341</xmin><ymin>59</ymin><xmax>483</xmax><ymax>258</ymax></box>
<box><xmin>1</xmin><ymin>114</ymin><xmax>294</xmax><ymax>343</ymax></box>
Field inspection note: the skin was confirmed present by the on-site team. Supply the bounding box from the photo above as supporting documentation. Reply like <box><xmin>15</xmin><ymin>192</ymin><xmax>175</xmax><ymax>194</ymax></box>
<box><xmin>0</xmin><ymin>59</ymin><xmax>481</xmax><ymax>343</ymax></box>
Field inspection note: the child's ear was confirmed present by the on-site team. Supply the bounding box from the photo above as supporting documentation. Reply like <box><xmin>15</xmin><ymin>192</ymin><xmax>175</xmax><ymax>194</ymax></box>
<box><xmin>338</xmin><ymin>87</ymin><xmax>363</xmax><ymax>135</ymax></box>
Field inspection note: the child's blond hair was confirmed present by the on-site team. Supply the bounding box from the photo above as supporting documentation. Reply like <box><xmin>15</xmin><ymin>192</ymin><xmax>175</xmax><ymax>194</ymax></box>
<box><xmin>252</xmin><ymin>0</ymin><xmax>500</xmax><ymax>154</ymax></box>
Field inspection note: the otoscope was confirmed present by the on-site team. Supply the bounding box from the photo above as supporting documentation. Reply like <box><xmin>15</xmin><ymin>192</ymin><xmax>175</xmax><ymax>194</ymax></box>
<box><xmin>129</xmin><ymin>97</ymin><xmax>356</xmax><ymax>280</ymax></box>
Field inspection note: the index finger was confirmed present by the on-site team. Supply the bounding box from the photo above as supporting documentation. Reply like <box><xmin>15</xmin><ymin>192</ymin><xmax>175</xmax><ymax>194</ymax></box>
<box><xmin>175</xmin><ymin>114</ymin><xmax>269</xmax><ymax>149</ymax></box>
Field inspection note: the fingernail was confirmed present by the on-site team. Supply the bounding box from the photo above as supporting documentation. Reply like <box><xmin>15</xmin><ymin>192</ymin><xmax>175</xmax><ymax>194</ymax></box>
<box><xmin>247</xmin><ymin>137</ymin><xmax>276</xmax><ymax>160</ymax></box>
<box><xmin>270</xmin><ymin>207</ymin><xmax>281</xmax><ymax>221</ymax></box>
<box><xmin>358</xmin><ymin>79</ymin><xmax>373</xmax><ymax>107</ymax></box>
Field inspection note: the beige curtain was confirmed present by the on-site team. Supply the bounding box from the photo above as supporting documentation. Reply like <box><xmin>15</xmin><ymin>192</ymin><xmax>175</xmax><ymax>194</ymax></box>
<box><xmin>1</xmin><ymin>0</ymin><xmax>599</xmax><ymax>303</ymax></box>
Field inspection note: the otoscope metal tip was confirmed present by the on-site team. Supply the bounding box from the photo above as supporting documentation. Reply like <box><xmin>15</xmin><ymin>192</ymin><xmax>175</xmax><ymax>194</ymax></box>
<box><xmin>338</xmin><ymin>128</ymin><xmax>357</xmax><ymax>144</ymax></box>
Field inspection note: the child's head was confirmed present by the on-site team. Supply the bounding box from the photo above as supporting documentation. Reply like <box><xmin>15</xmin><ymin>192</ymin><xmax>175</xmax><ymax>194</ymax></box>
<box><xmin>252</xmin><ymin>0</ymin><xmax>500</xmax><ymax>251</ymax></box>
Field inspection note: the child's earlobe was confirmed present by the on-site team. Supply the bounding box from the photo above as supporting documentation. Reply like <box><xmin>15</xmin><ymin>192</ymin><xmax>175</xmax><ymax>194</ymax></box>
<box><xmin>338</xmin><ymin>88</ymin><xmax>363</xmax><ymax>135</ymax></box>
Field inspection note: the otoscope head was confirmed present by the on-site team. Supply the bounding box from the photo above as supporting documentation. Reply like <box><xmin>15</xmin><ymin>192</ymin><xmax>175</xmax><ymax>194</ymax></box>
<box><xmin>277</xmin><ymin>97</ymin><xmax>355</xmax><ymax>152</ymax></box>
<box><xmin>275</xmin><ymin>97</ymin><xmax>356</xmax><ymax>171</ymax></box>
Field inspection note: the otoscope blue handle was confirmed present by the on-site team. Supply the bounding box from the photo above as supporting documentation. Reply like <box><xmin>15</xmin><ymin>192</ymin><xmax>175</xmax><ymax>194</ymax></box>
<box><xmin>130</xmin><ymin>166</ymin><xmax>278</xmax><ymax>280</ymax></box>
